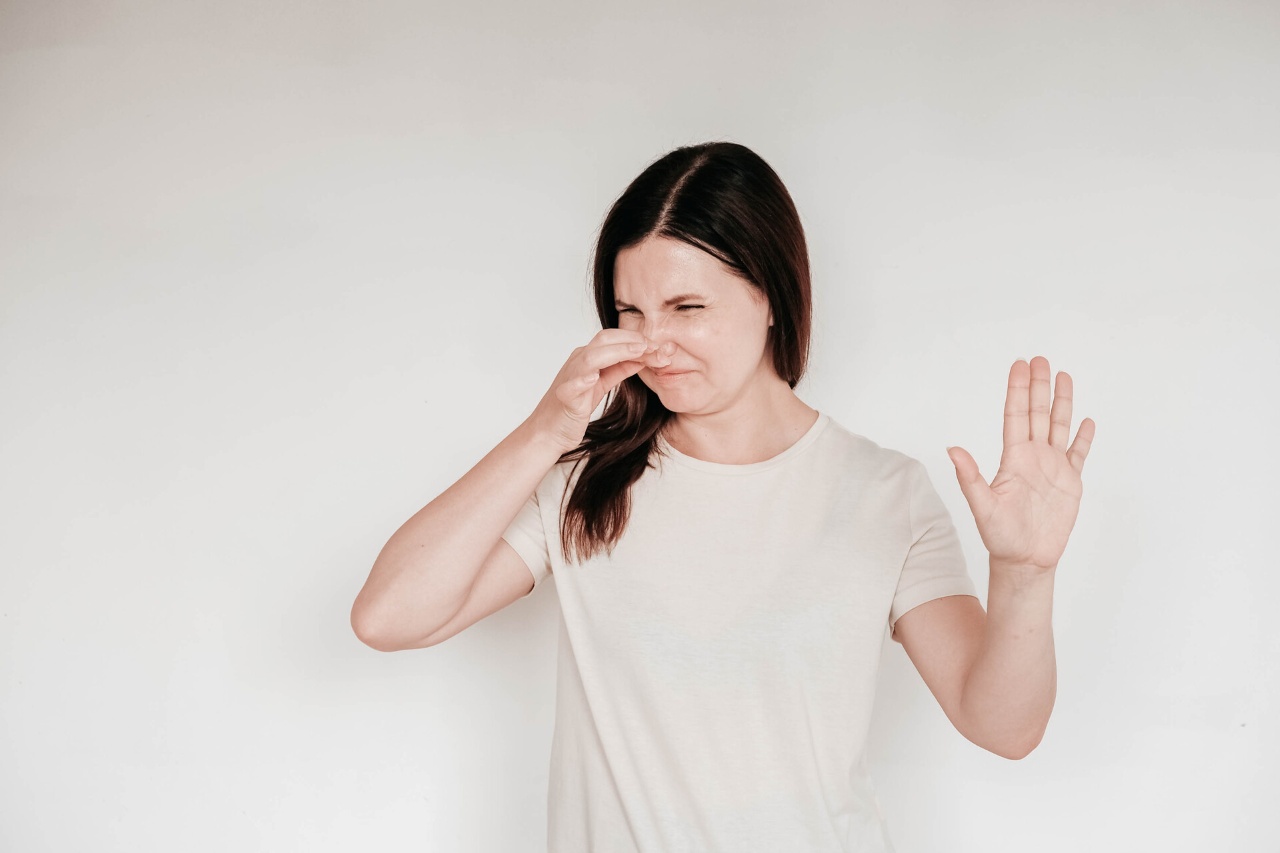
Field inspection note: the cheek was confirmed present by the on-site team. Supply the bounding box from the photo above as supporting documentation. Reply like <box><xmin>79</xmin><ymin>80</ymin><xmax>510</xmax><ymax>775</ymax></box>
<box><xmin>679</xmin><ymin>322</ymin><xmax>758</xmax><ymax>369</ymax></box>
<box><xmin>668</xmin><ymin>322</ymin><xmax>714</xmax><ymax>361</ymax></box>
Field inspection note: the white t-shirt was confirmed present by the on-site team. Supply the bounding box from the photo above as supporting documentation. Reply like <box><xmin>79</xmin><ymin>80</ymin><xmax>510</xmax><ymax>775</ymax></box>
<box><xmin>501</xmin><ymin>411</ymin><xmax>978</xmax><ymax>852</ymax></box>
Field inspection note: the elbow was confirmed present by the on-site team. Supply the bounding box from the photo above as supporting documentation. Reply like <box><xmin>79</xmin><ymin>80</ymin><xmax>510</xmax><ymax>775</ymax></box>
<box><xmin>990</xmin><ymin>742</ymin><xmax>1036</xmax><ymax>761</ymax></box>
<box><xmin>350</xmin><ymin>602</ymin><xmax>404</xmax><ymax>653</ymax></box>
<box><xmin>957</xmin><ymin>709</ymin><xmax>1049</xmax><ymax>760</ymax></box>
<box><xmin>985</xmin><ymin>727</ymin><xmax>1046</xmax><ymax>761</ymax></box>
<box><xmin>957</xmin><ymin>690</ymin><xmax>1055</xmax><ymax>760</ymax></box>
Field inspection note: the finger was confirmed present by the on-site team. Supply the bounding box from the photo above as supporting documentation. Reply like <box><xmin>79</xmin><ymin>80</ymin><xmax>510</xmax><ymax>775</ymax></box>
<box><xmin>946</xmin><ymin>446</ymin><xmax>996</xmax><ymax>522</ymax></box>
<box><xmin>590</xmin><ymin>327</ymin><xmax>650</xmax><ymax>347</ymax></box>
<box><xmin>582</xmin><ymin>340</ymin><xmax>659</xmax><ymax>372</ymax></box>
<box><xmin>1003</xmin><ymin>359</ymin><xmax>1031</xmax><ymax>448</ymax></box>
<box><xmin>1066</xmin><ymin>417</ymin><xmax>1096</xmax><ymax>474</ymax></box>
<box><xmin>638</xmin><ymin>340</ymin><xmax>676</xmax><ymax>367</ymax></box>
<box><xmin>596</xmin><ymin>358</ymin><xmax>645</xmax><ymax>392</ymax></box>
<box><xmin>555</xmin><ymin>371</ymin><xmax>604</xmax><ymax>412</ymax></box>
<box><xmin>609</xmin><ymin>341</ymin><xmax>675</xmax><ymax>371</ymax></box>
<box><xmin>1028</xmin><ymin>356</ymin><xmax>1052</xmax><ymax>443</ymax></box>
<box><xmin>1048</xmin><ymin>370</ymin><xmax>1073</xmax><ymax>452</ymax></box>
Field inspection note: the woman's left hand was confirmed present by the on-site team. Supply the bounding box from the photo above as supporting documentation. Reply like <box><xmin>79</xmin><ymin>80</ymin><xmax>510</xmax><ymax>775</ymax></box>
<box><xmin>945</xmin><ymin>356</ymin><xmax>1096</xmax><ymax>573</ymax></box>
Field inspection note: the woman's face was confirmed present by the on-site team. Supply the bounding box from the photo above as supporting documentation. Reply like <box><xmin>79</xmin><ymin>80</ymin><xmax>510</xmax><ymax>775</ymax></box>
<box><xmin>612</xmin><ymin>236</ymin><xmax>775</xmax><ymax>414</ymax></box>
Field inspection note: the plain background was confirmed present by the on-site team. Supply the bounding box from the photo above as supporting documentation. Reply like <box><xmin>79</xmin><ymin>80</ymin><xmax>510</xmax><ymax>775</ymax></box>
<box><xmin>2</xmin><ymin>1</ymin><xmax>1277</xmax><ymax>850</ymax></box>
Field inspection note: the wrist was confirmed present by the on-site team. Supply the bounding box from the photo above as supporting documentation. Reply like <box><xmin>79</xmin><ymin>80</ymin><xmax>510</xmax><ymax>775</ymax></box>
<box><xmin>988</xmin><ymin>557</ymin><xmax>1057</xmax><ymax>592</ymax></box>
<box><xmin>514</xmin><ymin>417</ymin><xmax>573</xmax><ymax>462</ymax></box>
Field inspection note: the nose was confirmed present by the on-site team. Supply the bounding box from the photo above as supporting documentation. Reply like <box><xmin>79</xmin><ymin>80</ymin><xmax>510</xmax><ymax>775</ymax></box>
<box><xmin>638</xmin><ymin>317</ymin><xmax>677</xmax><ymax>361</ymax></box>
<box><xmin>636</xmin><ymin>316</ymin><xmax>663</xmax><ymax>344</ymax></box>
<box><xmin>639</xmin><ymin>314</ymin><xmax>666</xmax><ymax>341</ymax></box>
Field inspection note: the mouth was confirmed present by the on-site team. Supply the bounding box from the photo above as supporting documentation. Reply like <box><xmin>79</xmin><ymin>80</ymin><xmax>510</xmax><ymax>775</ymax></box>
<box><xmin>651</xmin><ymin>369</ymin><xmax>691</xmax><ymax>382</ymax></box>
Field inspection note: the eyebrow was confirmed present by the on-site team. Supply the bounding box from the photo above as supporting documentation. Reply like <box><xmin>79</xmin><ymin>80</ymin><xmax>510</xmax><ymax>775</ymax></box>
<box><xmin>614</xmin><ymin>293</ymin><xmax>706</xmax><ymax>309</ymax></box>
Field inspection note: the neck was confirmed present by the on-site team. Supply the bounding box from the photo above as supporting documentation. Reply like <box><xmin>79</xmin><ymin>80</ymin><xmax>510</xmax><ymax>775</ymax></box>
<box><xmin>664</xmin><ymin>379</ymin><xmax>818</xmax><ymax>465</ymax></box>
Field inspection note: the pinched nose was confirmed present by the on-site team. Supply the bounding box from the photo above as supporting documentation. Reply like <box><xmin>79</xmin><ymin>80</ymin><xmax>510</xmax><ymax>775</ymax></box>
<box><xmin>642</xmin><ymin>340</ymin><xmax>678</xmax><ymax>366</ymax></box>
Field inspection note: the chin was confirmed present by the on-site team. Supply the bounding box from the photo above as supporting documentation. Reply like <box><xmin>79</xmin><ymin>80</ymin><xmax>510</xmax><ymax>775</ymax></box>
<box><xmin>643</xmin><ymin>380</ymin><xmax>679</xmax><ymax>401</ymax></box>
<box><xmin>649</xmin><ymin>388</ymin><xmax>705</xmax><ymax>415</ymax></box>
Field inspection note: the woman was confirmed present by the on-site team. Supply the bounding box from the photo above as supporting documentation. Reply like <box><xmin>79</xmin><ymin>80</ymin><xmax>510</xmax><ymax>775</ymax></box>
<box><xmin>351</xmin><ymin>141</ymin><xmax>1096</xmax><ymax>851</ymax></box>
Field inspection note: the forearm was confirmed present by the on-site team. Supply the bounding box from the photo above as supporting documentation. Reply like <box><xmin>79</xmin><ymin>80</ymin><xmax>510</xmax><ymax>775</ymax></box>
<box><xmin>351</xmin><ymin>417</ymin><xmax>564</xmax><ymax>648</ymax></box>
<box><xmin>958</xmin><ymin>558</ymin><xmax>1058</xmax><ymax>759</ymax></box>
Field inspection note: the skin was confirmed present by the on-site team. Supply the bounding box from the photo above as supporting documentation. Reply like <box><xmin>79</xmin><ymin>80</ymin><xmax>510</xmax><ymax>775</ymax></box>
<box><xmin>897</xmin><ymin>357</ymin><xmax>1095</xmax><ymax>759</ymax></box>
<box><xmin>356</xmin><ymin>234</ymin><xmax>1097</xmax><ymax>766</ymax></box>
<box><xmin>611</xmin><ymin>236</ymin><xmax>819</xmax><ymax>463</ymax></box>
<box><xmin>353</xmin><ymin>237</ymin><xmax>817</xmax><ymax>654</ymax></box>
<box><xmin>604</xmin><ymin>235</ymin><xmax>1098</xmax><ymax>760</ymax></box>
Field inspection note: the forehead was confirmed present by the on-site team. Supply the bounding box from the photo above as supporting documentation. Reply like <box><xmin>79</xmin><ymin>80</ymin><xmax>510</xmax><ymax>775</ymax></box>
<box><xmin>613</xmin><ymin>236</ymin><xmax>746</xmax><ymax>302</ymax></box>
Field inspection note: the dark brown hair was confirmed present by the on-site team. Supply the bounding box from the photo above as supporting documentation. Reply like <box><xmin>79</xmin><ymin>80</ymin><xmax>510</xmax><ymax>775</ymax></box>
<box><xmin>557</xmin><ymin>141</ymin><xmax>812</xmax><ymax>563</ymax></box>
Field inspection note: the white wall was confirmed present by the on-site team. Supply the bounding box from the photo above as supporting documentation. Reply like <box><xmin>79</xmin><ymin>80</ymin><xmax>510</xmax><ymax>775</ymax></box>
<box><xmin>2</xmin><ymin>1</ymin><xmax>1276</xmax><ymax>850</ymax></box>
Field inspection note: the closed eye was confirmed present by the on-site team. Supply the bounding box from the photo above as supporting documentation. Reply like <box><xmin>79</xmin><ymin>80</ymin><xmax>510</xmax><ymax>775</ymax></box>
<box><xmin>617</xmin><ymin>306</ymin><xmax>703</xmax><ymax>313</ymax></box>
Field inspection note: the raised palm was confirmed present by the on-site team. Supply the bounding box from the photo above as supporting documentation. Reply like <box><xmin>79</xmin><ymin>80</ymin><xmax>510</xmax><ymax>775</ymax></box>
<box><xmin>946</xmin><ymin>356</ymin><xmax>1096</xmax><ymax>572</ymax></box>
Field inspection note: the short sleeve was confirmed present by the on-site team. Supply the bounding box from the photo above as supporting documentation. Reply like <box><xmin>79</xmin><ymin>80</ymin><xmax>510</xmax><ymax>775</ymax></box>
<box><xmin>501</xmin><ymin>488</ymin><xmax>552</xmax><ymax>597</ymax></box>
<box><xmin>889</xmin><ymin>459</ymin><xmax>979</xmax><ymax>642</ymax></box>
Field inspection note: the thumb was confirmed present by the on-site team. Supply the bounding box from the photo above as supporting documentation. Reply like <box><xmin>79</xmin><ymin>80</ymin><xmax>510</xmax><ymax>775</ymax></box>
<box><xmin>946</xmin><ymin>446</ymin><xmax>995</xmax><ymax>521</ymax></box>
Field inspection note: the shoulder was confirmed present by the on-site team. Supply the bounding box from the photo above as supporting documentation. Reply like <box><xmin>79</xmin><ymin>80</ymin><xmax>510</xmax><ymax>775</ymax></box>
<box><xmin>816</xmin><ymin>415</ymin><xmax>925</xmax><ymax>485</ymax></box>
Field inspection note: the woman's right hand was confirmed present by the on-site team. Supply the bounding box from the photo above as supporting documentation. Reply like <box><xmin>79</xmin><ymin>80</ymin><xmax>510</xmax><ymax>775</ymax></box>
<box><xmin>528</xmin><ymin>329</ymin><xmax>675</xmax><ymax>454</ymax></box>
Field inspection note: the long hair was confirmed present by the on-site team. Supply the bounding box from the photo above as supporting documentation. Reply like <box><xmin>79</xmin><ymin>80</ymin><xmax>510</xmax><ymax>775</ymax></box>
<box><xmin>557</xmin><ymin>141</ymin><xmax>813</xmax><ymax>563</ymax></box>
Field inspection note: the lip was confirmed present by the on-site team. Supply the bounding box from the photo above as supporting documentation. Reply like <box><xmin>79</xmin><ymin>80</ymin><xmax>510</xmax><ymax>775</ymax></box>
<box><xmin>651</xmin><ymin>369</ymin><xmax>691</xmax><ymax>383</ymax></box>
